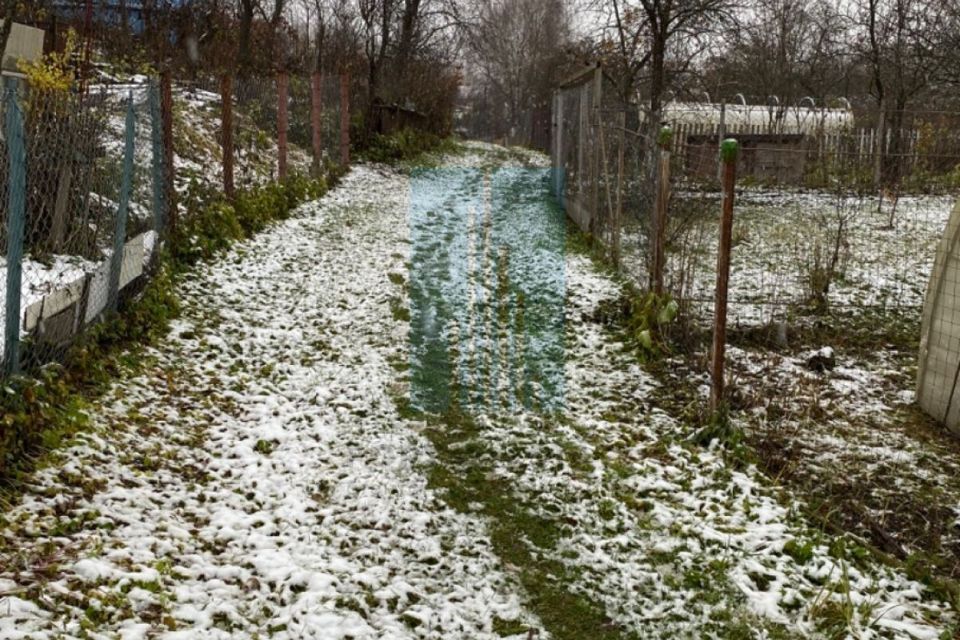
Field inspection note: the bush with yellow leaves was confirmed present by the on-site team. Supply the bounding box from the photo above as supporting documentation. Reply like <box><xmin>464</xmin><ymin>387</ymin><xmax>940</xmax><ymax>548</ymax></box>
<box><xmin>16</xmin><ymin>28</ymin><xmax>77</xmax><ymax>93</ymax></box>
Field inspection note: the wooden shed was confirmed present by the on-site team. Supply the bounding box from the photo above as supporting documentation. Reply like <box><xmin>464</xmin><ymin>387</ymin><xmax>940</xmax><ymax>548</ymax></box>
<box><xmin>685</xmin><ymin>133</ymin><xmax>809</xmax><ymax>183</ymax></box>
<box><xmin>372</xmin><ymin>100</ymin><xmax>441</xmax><ymax>136</ymax></box>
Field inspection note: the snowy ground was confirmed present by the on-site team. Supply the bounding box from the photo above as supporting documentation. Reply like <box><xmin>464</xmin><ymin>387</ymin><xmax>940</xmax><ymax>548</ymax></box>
<box><xmin>617</xmin><ymin>179</ymin><xmax>960</xmax><ymax>593</ymax></box>
<box><xmin>0</xmin><ymin>144</ymin><xmax>956</xmax><ymax>639</ymax></box>
<box><xmin>0</xmin><ymin>162</ymin><xmax>535</xmax><ymax>639</ymax></box>
<box><xmin>621</xmin><ymin>188</ymin><xmax>954</xmax><ymax>326</ymax></box>
<box><xmin>171</xmin><ymin>82</ymin><xmax>313</xmax><ymax>194</ymax></box>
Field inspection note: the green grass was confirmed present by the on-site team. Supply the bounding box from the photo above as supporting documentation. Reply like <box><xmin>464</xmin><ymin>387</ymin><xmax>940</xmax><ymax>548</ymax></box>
<box><xmin>406</xmin><ymin>402</ymin><xmax>637</xmax><ymax>640</ymax></box>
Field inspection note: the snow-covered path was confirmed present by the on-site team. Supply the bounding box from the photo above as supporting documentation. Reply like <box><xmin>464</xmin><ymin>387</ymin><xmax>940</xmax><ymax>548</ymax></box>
<box><xmin>0</xmin><ymin>144</ymin><xmax>956</xmax><ymax>639</ymax></box>
<box><xmin>0</xmin><ymin>163</ymin><xmax>536</xmax><ymax>639</ymax></box>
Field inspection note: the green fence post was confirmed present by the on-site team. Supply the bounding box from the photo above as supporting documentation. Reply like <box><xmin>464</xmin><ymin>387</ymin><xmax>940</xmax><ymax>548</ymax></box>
<box><xmin>3</xmin><ymin>83</ymin><xmax>25</xmax><ymax>376</ymax></box>
<box><xmin>149</xmin><ymin>78</ymin><xmax>166</xmax><ymax>238</ymax></box>
<box><xmin>108</xmin><ymin>94</ymin><xmax>137</xmax><ymax>312</ymax></box>
<box><xmin>710</xmin><ymin>138</ymin><xmax>739</xmax><ymax>413</ymax></box>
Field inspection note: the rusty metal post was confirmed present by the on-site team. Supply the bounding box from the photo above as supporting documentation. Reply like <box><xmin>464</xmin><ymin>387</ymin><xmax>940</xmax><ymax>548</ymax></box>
<box><xmin>277</xmin><ymin>71</ymin><xmax>289</xmax><ymax>180</ymax></box>
<box><xmin>160</xmin><ymin>70</ymin><xmax>177</xmax><ymax>236</ymax></box>
<box><xmin>339</xmin><ymin>73</ymin><xmax>350</xmax><ymax>167</ymax></box>
<box><xmin>220</xmin><ymin>74</ymin><xmax>235</xmax><ymax>199</ymax></box>
<box><xmin>651</xmin><ymin>127</ymin><xmax>673</xmax><ymax>295</ymax></box>
<box><xmin>311</xmin><ymin>72</ymin><xmax>324</xmax><ymax>175</ymax></box>
<box><xmin>710</xmin><ymin>139</ymin><xmax>739</xmax><ymax>412</ymax></box>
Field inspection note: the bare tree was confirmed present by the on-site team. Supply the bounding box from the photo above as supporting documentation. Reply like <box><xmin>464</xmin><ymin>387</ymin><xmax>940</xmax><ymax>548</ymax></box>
<box><xmin>717</xmin><ymin>0</ymin><xmax>852</xmax><ymax>109</ymax></box>
<box><xmin>590</xmin><ymin>0</ymin><xmax>736</xmax><ymax>120</ymax></box>
<box><xmin>237</xmin><ymin>0</ymin><xmax>290</xmax><ymax>72</ymax></box>
<box><xmin>855</xmin><ymin>0</ymin><xmax>942</xmax><ymax>192</ymax></box>
<box><xmin>461</xmin><ymin>0</ymin><xmax>570</xmax><ymax>141</ymax></box>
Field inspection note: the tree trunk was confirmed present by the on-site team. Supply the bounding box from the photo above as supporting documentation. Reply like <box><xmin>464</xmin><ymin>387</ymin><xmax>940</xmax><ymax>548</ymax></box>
<box><xmin>645</xmin><ymin>36</ymin><xmax>667</xmax><ymax>216</ymax></box>
<box><xmin>119</xmin><ymin>0</ymin><xmax>130</xmax><ymax>34</ymax></box>
<box><xmin>238</xmin><ymin>0</ymin><xmax>255</xmax><ymax>74</ymax></box>
<box><xmin>314</xmin><ymin>5</ymin><xmax>325</xmax><ymax>74</ymax></box>
<box><xmin>396</xmin><ymin>0</ymin><xmax>421</xmax><ymax>81</ymax></box>
<box><xmin>874</xmin><ymin>98</ymin><xmax>885</xmax><ymax>194</ymax></box>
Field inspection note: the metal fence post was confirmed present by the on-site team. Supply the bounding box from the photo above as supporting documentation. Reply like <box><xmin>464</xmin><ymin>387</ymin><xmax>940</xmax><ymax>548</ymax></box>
<box><xmin>149</xmin><ymin>77</ymin><xmax>166</xmax><ymax>238</ymax></box>
<box><xmin>339</xmin><ymin>73</ymin><xmax>350</xmax><ymax>167</ymax></box>
<box><xmin>160</xmin><ymin>70</ymin><xmax>177</xmax><ymax>237</ymax></box>
<box><xmin>311</xmin><ymin>71</ymin><xmax>323</xmax><ymax>175</ymax></box>
<box><xmin>221</xmin><ymin>74</ymin><xmax>235</xmax><ymax>199</ymax></box>
<box><xmin>3</xmin><ymin>84</ymin><xmax>26</xmax><ymax>376</ymax></box>
<box><xmin>553</xmin><ymin>90</ymin><xmax>564</xmax><ymax>202</ymax></box>
<box><xmin>710</xmin><ymin>138</ymin><xmax>739</xmax><ymax>412</ymax></box>
<box><xmin>277</xmin><ymin>71</ymin><xmax>289</xmax><ymax>180</ymax></box>
<box><xmin>108</xmin><ymin>94</ymin><xmax>136</xmax><ymax>313</ymax></box>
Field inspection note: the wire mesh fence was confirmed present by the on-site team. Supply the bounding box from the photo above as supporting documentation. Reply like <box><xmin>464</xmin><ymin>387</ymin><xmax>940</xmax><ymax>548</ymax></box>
<box><xmin>6</xmin><ymin>81</ymin><xmax>162</xmax><ymax>374</ymax></box>
<box><xmin>553</xmin><ymin>67</ymin><xmax>960</xmax><ymax>330</ymax></box>
<box><xmin>181</xmin><ymin>72</ymin><xmax>347</xmax><ymax>198</ymax></box>
<box><xmin>553</xmin><ymin>67</ymin><xmax>659</xmax><ymax>283</ymax></box>
<box><xmin>0</xmin><ymin>70</ymin><xmax>353</xmax><ymax>382</ymax></box>
<box><xmin>288</xmin><ymin>73</ymin><xmax>343</xmax><ymax>171</ymax></box>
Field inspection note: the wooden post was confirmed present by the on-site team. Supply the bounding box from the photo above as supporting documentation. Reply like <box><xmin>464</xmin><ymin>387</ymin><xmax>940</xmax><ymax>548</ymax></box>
<box><xmin>220</xmin><ymin>74</ymin><xmax>235</xmax><ymax>199</ymax></box>
<box><xmin>651</xmin><ymin>126</ymin><xmax>673</xmax><ymax>295</ymax></box>
<box><xmin>874</xmin><ymin>99</ymin><xmax>886</xmax><ymax>192</ymax></box>
<box><xmin>710</xmin><ymin>139</ymin><xmax>739</xmax><ymax>412</ymax></box>
<box><xmin>717</xmin><ymin>101</ymin><xmax>726</xmax><ymax>184</ymax></box>
<box><xmin>160</xmin><ymin>70</ymin><xmax>177</xmax><ymax>236</ymax></box>
<box><xmin>311</xmin><ymin>71</ymin><xmax>323</xmax><ymax>174</ymax></box>
<box><xmin>339</xmin><ymin>73</ymin><xmax>350</xmax><ymax>167</ymax></box>
<box><xmin>277</xmin><ymin>71</ymin><xmax>289</xmax><ymax>180</ymax></box>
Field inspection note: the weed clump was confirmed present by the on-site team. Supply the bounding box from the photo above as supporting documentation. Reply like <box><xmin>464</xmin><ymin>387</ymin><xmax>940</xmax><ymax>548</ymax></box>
<box><xmin>361</xmin><ymin>128</ymin><xmax>456</xmax><ymax>164</ymax></box>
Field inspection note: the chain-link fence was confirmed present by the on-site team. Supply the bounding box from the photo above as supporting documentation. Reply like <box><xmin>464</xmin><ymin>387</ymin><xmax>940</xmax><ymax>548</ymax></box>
<box><xmin>553</xmin><ymin>67</ymin><xmax>657</xmax><ymax>281</ymax></box>
<box><xmin>0</xmin><ymin>70</ymin><xmax>353</xmax><ymax>381</ymax></box>
<box><xmin>1</xmin><ymin>80</ymin><xmax>163</xmax><ymax>374</ymax></box>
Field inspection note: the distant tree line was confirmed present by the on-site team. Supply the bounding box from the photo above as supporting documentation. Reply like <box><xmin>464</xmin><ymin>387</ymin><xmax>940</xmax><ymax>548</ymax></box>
<box><xmin>7</xmin><ymin>0</ymin><xmax>960</xmax><ymax>169</ymax></box>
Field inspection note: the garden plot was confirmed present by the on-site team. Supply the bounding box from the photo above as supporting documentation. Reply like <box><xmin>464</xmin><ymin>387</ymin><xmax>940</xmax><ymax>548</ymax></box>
<box><xmin>694</xmin><ymin>336</ymin><xmax>960</xmax><ymax>591</ymax></box>
<box><xmin>619</xmin><ymin>183</ymin><xmax>960</xmax><ymax>594</ymax></box>
<box><xmin>618</xmin><ymin>180</ymin><xmax>960</xmax><ymax>612</ymax></box>
<box><xmin>0</xmin><ymin>144</ymin><xmax>956</xmax><ymax>639</ymax></box>
<box><xmin>625</xmin><ymin>189</ymin><xmax>955</xmax><ymax>326</ymax></box>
